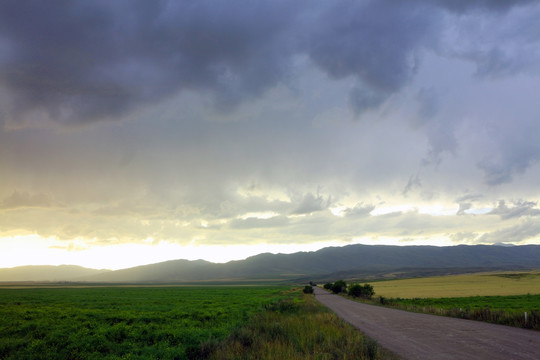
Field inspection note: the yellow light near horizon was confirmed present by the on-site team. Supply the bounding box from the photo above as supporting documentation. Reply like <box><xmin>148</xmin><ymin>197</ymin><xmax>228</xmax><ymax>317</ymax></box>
<box><xmin>0</xmin><ymin>235</ymin><xmax>71</xmax><ymax>268</ymax></box>
<box><xmin>0</xmin><ymin>235</ymin><xmax>350</xmax><ymax>270</ymax></box>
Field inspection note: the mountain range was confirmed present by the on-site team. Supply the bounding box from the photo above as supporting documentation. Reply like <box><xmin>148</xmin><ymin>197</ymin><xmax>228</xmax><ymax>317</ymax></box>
<box><xmin>2</xmin><ymin>244</ymin><xmax>540</xmax><ymax>283</ymax></box>
<box><xmin>0</xmin><ymin>265</ymin><xmax>109</xmax><ymax>282</ymax></box>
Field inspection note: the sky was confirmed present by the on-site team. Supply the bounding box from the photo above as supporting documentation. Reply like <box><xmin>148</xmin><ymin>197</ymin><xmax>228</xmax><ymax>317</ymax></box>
<box><xmin>1</xmin><ymin>0</ymin><xmax>540</xmax><ymax>270</ymax></box>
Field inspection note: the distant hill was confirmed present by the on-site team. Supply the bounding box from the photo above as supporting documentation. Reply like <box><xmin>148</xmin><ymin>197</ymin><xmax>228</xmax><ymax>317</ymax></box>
<box><xmin>82</xmin><ymin>244</ymin><xmax>540</xmax><ymax>283</ymax></box>
<box><xmin>0</xmin><ymin>265</ymin><xmax>110</xmax><ymax>282</ymax></box>
<box><xmin>2</xmin><ymin>244</ymin><xmax>540</xmax><ymax>283</ymax></box>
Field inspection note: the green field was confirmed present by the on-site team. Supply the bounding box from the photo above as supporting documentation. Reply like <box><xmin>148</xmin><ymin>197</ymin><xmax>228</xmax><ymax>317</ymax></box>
<box><xmin>0</xmin><ymin>286</ymin><xmax>288</xmax><ymax>359</ymax></box>
<box><xmin>362</xmin><ymin>271</ymin><xmax>540</xmax><ymax>329</ymax></box>
<box><xmin>386</xmin><ymin>294</ymin><xmax>540</xmax><ymax>312</ymax></box>
<box><xmin>0</xmin><ymin>286</ymin><xmax>394</xmax><ymax>360</ymax></box>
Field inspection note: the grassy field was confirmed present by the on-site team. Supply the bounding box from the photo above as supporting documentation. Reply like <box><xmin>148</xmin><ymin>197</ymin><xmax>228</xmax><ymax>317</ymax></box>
<box><xmin>356</xmin><ymin>270</ymin><xmax>540</xmax><ymax>330</ymax></box>
<box><xmin>210</xmin><ymin>292</ymin><xmax>398</xmax><ymax>360</ymax></box>
<box><xmin>0</xmin><ymin>286</ymin><xmax>287</xmax><ymax>359</ymax></box>
<box><xmin>377</xmin><ymin>294</ymin><xmax>540</xmax><ymax>329</ymax></box>
<box><xmin>385</xmin><ymin>294</ymin><xmax>540</xmax><ymax>312</ymax></box>
<box><xmin>0</xmin><ymin>286</ymin><xmax>396</xmax><ymax>360</ymax></box>
<box><xmin>371</xmin><ymin>270</ymin><xmax>540</xmax><ymax>298</ymax></box>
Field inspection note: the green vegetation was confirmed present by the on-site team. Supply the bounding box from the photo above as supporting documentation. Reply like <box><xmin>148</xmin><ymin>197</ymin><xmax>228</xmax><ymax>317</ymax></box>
<box><xmin>321</xmin><ymin>281</ymin><xmax>375</xmax><ymax>299</ymax></box>
<box><xmin>0</xmin><ymin>286</ymin><xmax>288</xmax><ymax>359</ymax></box>
<box><xmin>209</xmin><ymin>291</ymin><xmax>398</xmax><ymax>360</ymax></box>
<box><xmin>343</xmin><ymin>270</ymin><xmax>540</xmax><ymax>330</ymax></box>
<box><xmin>323</xmin><ymin>282</ymin><xmax>333</xmax><ymax>290</ymax></box>
<box><xmin>348</xmin><ymin>283</ymin><xmax>375</xmax><ymax>299</ymax></box>
<box><xmin>381</xmin><ymin>294</ymin><xmax>540</xmax><ymax>312</ymax></box>
<box><xmin>377</xmin><ymin>294</ymin><xmax>540</xmax><ymax>330</ymax></box>
<box><xmin>302</xmin><ymin>285</ymin><xmax>314</xmax><ymax>294</ymax></box>
<box><xmin>0</xmin><ymin>286</ymin><xmax>397</xmax><ymax>359</ymax></box>
<box><xmin>330</xmin><ymin>280</ymin><xmax>347</xmax><ymax>294</ymax></box>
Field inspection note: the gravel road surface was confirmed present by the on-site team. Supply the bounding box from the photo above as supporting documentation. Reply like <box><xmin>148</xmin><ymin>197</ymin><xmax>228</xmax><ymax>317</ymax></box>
<box><xmin>314</xmin><ymin>286</ymin><xmax>540</xmax><ymax>359</ymax></box>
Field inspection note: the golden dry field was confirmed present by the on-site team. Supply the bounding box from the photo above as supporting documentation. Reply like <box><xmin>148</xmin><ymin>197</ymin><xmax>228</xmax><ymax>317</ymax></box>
<box><xmin>371</xmin><ymin>270</ymin><xmax>540</xmax><ymax>298</ymax></box>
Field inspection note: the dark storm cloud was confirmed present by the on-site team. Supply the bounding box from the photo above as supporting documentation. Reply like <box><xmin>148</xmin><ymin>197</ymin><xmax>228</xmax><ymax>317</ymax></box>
<box><xmin>2</xmin><ymin>0</ymin><xmax>535</xmax><ymax>127</ymax></box>
<box><xmin>348</xmin><ymin>86</ymin><xmax>389</xmax><ymax>114</ymax></box>
<box><xmin>425</xmin><ymin>0</ymin><xmax>536</xmax><ymax>13</ymax></box>
<box><xmin>0</xmin><ymin>0</ymin><xmax>301</xmax><ymax>125</ymax></box>
<box><xmin>306</xmin><ymin>1</ymin><xmax>436</xmax><ymax>114</ymax></box>
<box><xmin>0</xmin><ymin>0</ymin><xmax>443</xmax><ymax>126</ymax></box>
<box><xmin>431</xmin><ymin>0</ymin><xmax>540</xmax><ymax>84</ymax></box>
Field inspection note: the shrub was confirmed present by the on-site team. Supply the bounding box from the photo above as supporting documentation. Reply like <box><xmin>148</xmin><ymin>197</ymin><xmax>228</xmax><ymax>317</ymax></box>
<box><xmin>348</xmin><ymin>284</ymin><xmax>363</xmax><ymax>298</ymax></box>
<box><xmin>303</xmin><ymin>286</ymin><xmax>314</xmax><ymax>294</ymax></box>
<box><xmin>331</xmin><ymin>280</ymin><xmax>347</xmax><ymax>294</ymax></box>
<box><xmin>323</xmin><ymin>283</ymin><xmax>333</xmax><ymax>290</ymax></box>
<box><xmin>348</xmin><ymin>283</ymin><xmax>375</xmax><ymax>299</ymax></box>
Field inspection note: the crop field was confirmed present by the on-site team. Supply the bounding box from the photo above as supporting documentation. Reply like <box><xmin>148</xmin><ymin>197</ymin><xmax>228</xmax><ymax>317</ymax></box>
<box><xmin>377</xmin><ymin>294</ymin><xmax>540</xmax><ymax>330</ymax></box>
<box><xmin>386</xmin><ymin>294</ymin><xmax>540</xmax><ymax>312</ymax></box>
<box><xmin>0</xmin><ymin>286</ymin><xmax>289</xmax><ymax>359</ymax></box>
<box><xmin>364</xmin><ymin>270</ymin><xmax>540</xmax><ymax>330</ymax></box>
<box><xmin>0</xmin><ymin>286</ymin><xmax>393</xmax><ymax>360</ymax></box>
<box><xmin>371</xmin><ymin>270</ymin><xmax>540</xmax><ymax>298</ymax></box>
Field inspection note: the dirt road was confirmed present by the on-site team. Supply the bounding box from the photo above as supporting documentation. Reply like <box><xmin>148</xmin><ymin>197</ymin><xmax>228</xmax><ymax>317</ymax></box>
<box><xmin>314</xmin><ymin>287</ymin><xmax>540</xmax><ymax>359</ymax></box>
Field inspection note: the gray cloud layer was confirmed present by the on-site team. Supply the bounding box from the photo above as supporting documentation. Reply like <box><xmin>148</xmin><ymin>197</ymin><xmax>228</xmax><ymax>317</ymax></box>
<box><xmin>4</xmin><ymin>0</ymin><xmax>533</xmax><ymax>128</ymax></box>
<box><xmin>1</xmin><ymin>0</ymin><xmax>540</xmax><ymax>253</ymax></box>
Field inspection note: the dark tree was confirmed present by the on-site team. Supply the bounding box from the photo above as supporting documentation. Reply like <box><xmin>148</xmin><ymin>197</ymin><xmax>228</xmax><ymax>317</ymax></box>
<box><xmin>323</xmin><ymin>282</ymin><xmax>333</xmax><ymax>290</ymax></box>
<box><xmin>348</xmin><ymin>283</ymin><xmax>375</xmax><ymax>299</ymax></box>
<box><xmin>361</xmin><ymin>283</ymin><xmax>375</xmax><ymax>299</ymax></box>
<box><xmin>331</xmin><ymin>280</ymin><xmax>347</xmax><ymax>294</ymax></box>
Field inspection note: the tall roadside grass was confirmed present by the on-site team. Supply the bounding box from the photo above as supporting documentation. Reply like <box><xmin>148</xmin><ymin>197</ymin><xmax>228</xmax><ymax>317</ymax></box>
<box><xmin>208</xmin><ymin>290</ymin><xmax>400</xmax><ymax>360</ymax></box>
<box><xmin>376</xmin><ymin>295</ymin><xmax>540</xmax><ymax>330</ymax></box>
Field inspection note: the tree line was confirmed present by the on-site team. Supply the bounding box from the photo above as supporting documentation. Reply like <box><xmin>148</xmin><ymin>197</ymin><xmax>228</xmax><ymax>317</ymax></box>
<box><xmin>303</xmin><ymin>280</ymin><xmax>375</xmax><ymax>299</ymax></box>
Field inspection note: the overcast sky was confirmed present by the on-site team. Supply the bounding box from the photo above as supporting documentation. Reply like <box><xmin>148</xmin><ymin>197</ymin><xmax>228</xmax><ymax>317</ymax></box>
<box><xmin>1</xmin><ymin>0</ymin><xmax>540</xmax><ymax>269</ymax></box>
